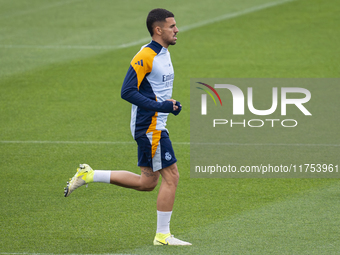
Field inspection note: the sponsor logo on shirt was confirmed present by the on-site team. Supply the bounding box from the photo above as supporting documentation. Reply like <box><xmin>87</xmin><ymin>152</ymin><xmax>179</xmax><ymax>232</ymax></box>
<box><xmin>162</xmin><ymin>73</ymin><xmax>174</xmax><ymax>82</ymax></box>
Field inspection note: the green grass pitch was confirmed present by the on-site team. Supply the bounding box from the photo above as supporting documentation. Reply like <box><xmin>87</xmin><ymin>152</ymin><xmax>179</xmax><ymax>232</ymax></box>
<box><xmin>0</xmin><ymin>0</ymin><xmax>339</xmax><ymax>254</ymax></box>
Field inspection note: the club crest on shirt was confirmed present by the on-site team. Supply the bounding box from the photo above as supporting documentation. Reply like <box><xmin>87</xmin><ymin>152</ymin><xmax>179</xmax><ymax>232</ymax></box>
<box><xmin>165</xmin><ymin>152</ymin><xmax>172</xmax><ymax>161</ymax></box>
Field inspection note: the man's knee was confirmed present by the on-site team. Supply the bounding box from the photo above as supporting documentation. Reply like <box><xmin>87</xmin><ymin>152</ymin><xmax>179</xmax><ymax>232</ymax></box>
<box><xmin>139</xmin><ymin>167</ymin><xmax>159</xmax><ymax>191</ymax></box>
<box><xmin>160</xmin><ymin>163</ymin><xmax>179</xmax><ymax>187</ymax></box>
<box><xmin>171</xmin><ymin>168</ymin><xmax>179</xmax><ymax>186</ymax></box>
<box><xmin>173</xmin><ymin>172</ymin><xmax>179</xmax><ymax>187</ymax></box>
<box><xmin>140</xmin><ymin>180</ymin><xmax>158</xmax><ymax>191</ymax></box>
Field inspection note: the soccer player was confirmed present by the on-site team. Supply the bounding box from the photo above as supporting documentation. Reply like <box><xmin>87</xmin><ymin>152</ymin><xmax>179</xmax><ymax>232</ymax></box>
<box><xmin>64</xmin><ymin>8</ymin><xmax>191</xmax><ymax>246</ymax></box>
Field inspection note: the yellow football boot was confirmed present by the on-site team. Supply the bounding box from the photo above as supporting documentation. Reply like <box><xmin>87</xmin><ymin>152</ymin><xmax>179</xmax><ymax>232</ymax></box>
<box><xmin>64</xmin><ymin>164</ymin><xmax>94</xmax><ymax>197</ymax></box>
<box><xmin>153</xmin><ymin>233</ymin><xmax>192</xmax><ymax>246</ymax></box>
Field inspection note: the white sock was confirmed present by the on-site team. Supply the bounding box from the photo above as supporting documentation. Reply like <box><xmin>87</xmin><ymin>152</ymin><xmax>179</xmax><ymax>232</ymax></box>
<box><xmin>93</xmin><ymin>170</ymin><xmax>111</xmax><ymax>183</ymax></box>
<box><xmin>156</xmin><ymin>210</ymin><xmax>172</xmax><ymax>234</ymax></box>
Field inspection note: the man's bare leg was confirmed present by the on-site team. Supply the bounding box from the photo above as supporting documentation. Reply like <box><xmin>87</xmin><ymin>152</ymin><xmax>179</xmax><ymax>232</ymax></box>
<box><xmin>65</xmin><ymin>165</ymin><xmax>160</xmax><ymax>194</ymax></box>
<box><xmin>64</xmin><ymin>163</ymin><xmax>190</xmax><ymax>244</ymax></box>
<box><xmin>153</xmin><ymin>163</ymin><xmax>191</xmax><ymax>245</ymax></box>
<box><xmin>157</xmin><ymin>163</ymin><xmax>179</xmax><ymax>211</ymax></box>
<box><xmin>109</xmin><ymin>167</ymin><xmax>159</xmax><ymax>191</ymax></box>
<box><xmin>154</xmin><ymin>163</ymin><xmax>179</xmax><ymax>235</ymax></box>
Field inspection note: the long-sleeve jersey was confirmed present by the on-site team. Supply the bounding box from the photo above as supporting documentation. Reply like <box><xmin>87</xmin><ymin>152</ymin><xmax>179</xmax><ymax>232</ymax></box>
<box><xmin>121</xmin><ymin>40</ymin><xmax>175</xmax><ymax>140</ymax></box>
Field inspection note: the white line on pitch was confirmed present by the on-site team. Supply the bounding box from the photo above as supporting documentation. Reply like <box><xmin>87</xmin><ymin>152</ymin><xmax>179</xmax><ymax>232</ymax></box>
<box><xmin>0</xmin><ymin>140</ymin><xmax>189</xmax><ymax>145</ymax></box>
<box><xmin>0</xmin><ymin>253</ymin><xmax>132</xmax><ymax>255</ymax></box>
<box><xmin>0</xmin><ymin>0</ymin><xmax>82</xmax><ymax>20</ymax></box>
<box><xmin>0</xmin><ymin>38</ymin><xmax>150</xmax><ymax>50</ymax></box>
<box><xmin>0</xmin><ymin>141</ymin><xmax>338</xmax><ymax>147</ymax></box>
<box><xmin>0</xmin><ymin>0</ymin><xmax>296</xmax><ymax>51</ymax></box>
<box><xmin>190</xmin><ymin>142</ymin><xmax>340</xmax><ymax>147</ymax></box>
<box><xmin>179</xmin><ymin>0</ymin><xmax>296</xmax><ymax>32</ymax></box>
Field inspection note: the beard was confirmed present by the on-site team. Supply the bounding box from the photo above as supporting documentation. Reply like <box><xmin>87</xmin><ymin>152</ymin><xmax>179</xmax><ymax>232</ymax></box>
<box><xmin>166</xmin><ymin>36</ymin><xmax>177</xmax><ymax>46</ymax></box>
<box><xmin>161</xmin><ymin>33</ymin><xmax>177</xmax><ymax>47</ymax></box>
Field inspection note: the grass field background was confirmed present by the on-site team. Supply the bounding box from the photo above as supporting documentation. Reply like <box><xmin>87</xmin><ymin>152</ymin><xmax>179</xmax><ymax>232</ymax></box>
<box><xmin>1</xmin><ymin>0</ymin><xmax>339</xmax><ymax>254</ymax></box>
